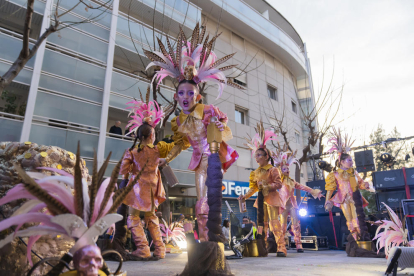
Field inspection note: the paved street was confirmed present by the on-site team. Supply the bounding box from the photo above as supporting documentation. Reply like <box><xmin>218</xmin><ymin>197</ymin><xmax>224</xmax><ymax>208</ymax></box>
<box><xmin>106</xmin><ymin>249</ymin><xmax>414</xmax><ymax>276</ymax></box>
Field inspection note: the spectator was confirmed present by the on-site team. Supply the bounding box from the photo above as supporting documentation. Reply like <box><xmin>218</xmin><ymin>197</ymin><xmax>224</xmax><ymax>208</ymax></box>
<box><xmin>109</xmin><ymin>121</ymin><xmax>123</xmax><ymax>136</ymax></box>
<box><xmin>250</xmin><ymin>220</ymin><xmax>257</xmax><ymax>239</ymax></box>
<box><xmin>125</xmin><ymin>128</ymin><xmax>136</xmax><ymax>138</ymax></box>
<box><xmin>222</xmin><ymin>220</ymin><xmax>230</xmax><ymax>249</ymax></box>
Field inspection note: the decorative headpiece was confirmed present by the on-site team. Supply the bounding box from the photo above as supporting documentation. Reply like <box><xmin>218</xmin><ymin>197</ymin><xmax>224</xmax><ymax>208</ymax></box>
<box><xmin>327</xmin><ymin>127</ymin><xmax>355</xmax><ymax>161</ymax></box>
<box><xmin>272</xmin><ymin>143</ymin><xmax>300</xmax><ymax>168</ymax></box>
<box><xmin>144</xmin><ymin>23</ymin><xmax>244</xmax><ymax>100</ymax></box>
<box><xmin>374</xmin><ymin>202</ymin><xmax>414</xmax><ymax>257</ymax></box>
<box><xmin>126</xmin><ymin>88</ymin><xmax>174</xmax><ymax>135</ymax></box>
<box><xmin>244</xmin><ymin>121</ymin><xmax>277</xmax><ymax>156</ymax></box>
<box><xmin>0</xmin><ymin>144</ymin><xmax>146</xmax><ymax>265</ymax></box>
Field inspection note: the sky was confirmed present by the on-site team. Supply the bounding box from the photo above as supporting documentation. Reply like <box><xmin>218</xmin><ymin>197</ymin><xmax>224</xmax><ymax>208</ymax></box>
<box><xmin>268</xmin><ymin>0</ymin><xmax>413</xmax><ymax>146</ymax></box>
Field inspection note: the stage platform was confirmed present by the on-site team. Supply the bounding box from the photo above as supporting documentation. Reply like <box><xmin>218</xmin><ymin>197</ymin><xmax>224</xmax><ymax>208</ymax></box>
<box><xmin>106</xmin><ymin>248</ymin><xmax>413</xmax><ymax>276</ymax></box>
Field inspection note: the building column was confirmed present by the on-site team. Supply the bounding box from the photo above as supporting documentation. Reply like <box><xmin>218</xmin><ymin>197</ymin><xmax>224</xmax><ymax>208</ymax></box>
<box><xmin>20</xmin><ymin>0</ymin><xmax>53</xmax><ymax>142</ymax></box>
<box><xmin>97</xmin><ymin>0</ymin><xmax>119</xmax><ymax>166</ymax></box>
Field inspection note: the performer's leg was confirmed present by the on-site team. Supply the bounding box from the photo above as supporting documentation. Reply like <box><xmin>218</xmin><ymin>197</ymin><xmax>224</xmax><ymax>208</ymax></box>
<box><xmin>145</xmin><ymin>211</ymin><xmax>166</xmax><ymax>259</ymax></box>
<box><xmin>195</xmin><ymin>154</ymin><xmax>209</xmax><ymax>242</ymax></box>
<box><xmin>264</xmin><ymin>204</ymin><xmax>269</xmax><ymax>241</ymax></box>
<box><xmin>268</xmin><ymin>204</ymin><xmax>286</xmax><ymax>256</ymax></box>
<box><xmin>279</xmin><ymin>206</ymin><xmax>289</xmax><ymax>251</ymax></box>
<box><xmin>127</xmin><ymin>209</ymin><xmax>151</xmax><ymax>259</ymax></box>
<box><xmin>290</xmin><ymin>206</ymin><xmax>303</xmax><ymax>252</ymax></box>
<box><xmin>341</xmin><ymin>197</ymin><xmax>359</xmax><ymax>240</ymax></box>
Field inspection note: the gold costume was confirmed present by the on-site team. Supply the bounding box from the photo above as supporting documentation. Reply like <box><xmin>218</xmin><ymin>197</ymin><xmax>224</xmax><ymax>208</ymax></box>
<box><xmin>245</xmin><ymin>165</ymin><xmax>285</xmax><ymax>255</ymax></box>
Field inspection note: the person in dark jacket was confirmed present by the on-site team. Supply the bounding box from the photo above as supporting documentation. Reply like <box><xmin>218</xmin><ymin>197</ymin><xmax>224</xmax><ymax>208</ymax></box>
<box><xmin>109</xmin><ymin>121</ymin><xmax>123</xmax><ymax>135</ymax></box>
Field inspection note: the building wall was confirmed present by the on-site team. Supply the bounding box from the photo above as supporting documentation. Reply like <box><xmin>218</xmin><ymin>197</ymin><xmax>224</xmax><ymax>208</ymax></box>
<box><xmin>0</xmin><ymin>0</ymin><xmax>313</xmax><ymax>186</ymax></box>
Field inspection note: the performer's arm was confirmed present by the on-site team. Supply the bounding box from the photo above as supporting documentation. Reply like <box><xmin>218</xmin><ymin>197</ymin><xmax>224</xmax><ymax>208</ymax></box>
<box><xmin>263</xmin><ymin>167</ymin><xmax>282</xmax><ymax>193</ymax></box>
<box><xmin>355</xmin><ymin>169</ymin><xmax>370</xmax><ymax>190</ymax></box>
<box><xmin>324</xmin><ymin>172</ymin><xmax>337</xmax><ymax>211</ymax></box>
<box><xmin>157</xmin><ymin>141</ymin><xmax>175</xmax><ymax>158</ymax></box>
<box><xmin>243</xmin><ymin>171</ymin><xmax>259</xmax><ymax>199</ymax></box>
<box><xmin>295</xmin><ymin>181</ymin><xmax>323</xmax><ymax>199</ymax></box>
<box><xmin>165</xmin><ymin>117</ymin><xmax>191</xmax><ymax>164</ymax></box>
<box><xmin>119</xmin><ymin>149</ymin><xmax>133</xmax><ymax>179</ymax></box>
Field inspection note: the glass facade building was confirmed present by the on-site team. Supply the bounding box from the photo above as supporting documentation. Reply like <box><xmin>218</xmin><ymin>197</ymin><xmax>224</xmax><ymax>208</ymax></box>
<box><xmin>0</xmin><ymin>0</ymin><xmax>316</xmax><ymax>220</ymax></box>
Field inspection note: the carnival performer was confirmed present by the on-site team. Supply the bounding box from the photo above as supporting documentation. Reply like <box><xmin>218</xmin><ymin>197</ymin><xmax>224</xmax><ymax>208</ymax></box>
<box><xmin>238</xmin><ymin>122</ymin><xmax>286</xmax><ymax>256</ymax></box>
<box><xmin>143</xmin><ymin>23</ymin><xmax>241</xmax><ymax>241</ymax></box>
<box><xmin>119</xmin><ymin>99</ymin><xmax>175</xmax><ymax>260</ymax></box>
<box><xmin>325</xmin><ymin>128</ymin><xmax>371</xmax><ymax>241</ymax></box>
<box><xmin>273</xmin><ymin>145</ymin><xmax>323</xmax><ymax>253</ymax></box>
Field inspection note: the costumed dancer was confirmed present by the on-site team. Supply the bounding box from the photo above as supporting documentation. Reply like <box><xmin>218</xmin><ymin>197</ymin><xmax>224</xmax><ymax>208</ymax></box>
<box><xmin>273</xmin><ymin>145</ymin><xmax>323</xmax><ymax>253</ymax></box>
<box><xmin>324</xmin><ymin>128</ymin><xmax>371</xmax><ymax>241</ymax></box>
<box><xmin>118</xmin><ymin>98</ymin><xmax>175</xmax><ymax>260</ymax></box>
<box><xmin>0</xmin><ymin>144</ymin><xmax>144</xmax><ymax>275</ymax></box>
<box><xmin>239</xmin><ymin>122</ymin><xmax>286</xmax><ymax>257</ymax></box>
<box><xmin>144</xmin><ymin>23</ymin><xmax>241</xmax><ymax>241</ymax></box>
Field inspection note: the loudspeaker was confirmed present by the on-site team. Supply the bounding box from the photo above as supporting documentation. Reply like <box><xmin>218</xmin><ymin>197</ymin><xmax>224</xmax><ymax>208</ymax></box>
<box><xmin>354</xmin><ymin>150</ymin><xmax>375</xmax><ymax>173</ymax></box>
<box><xmin>307</xmin><ymin>197</ymin><xmax>340</xmax><ymax>214</ymax></box>
<box><xmin>402</xmin><ymin>199</ymin><xmax>414</xmax><ymax>241</ymax></box>
<box><xmin>376</xmin><ymin>189</ymin><xmax>411</xmax><ymax>211</ymax></box>
<box><xmin>373</xmin><ymin>169</ymin><xmax>405</xmax><ymax>190</ymax></box>
<box><xmin>306</xmin><ymin>180</ymin><xmax>326</xmax><ymax>193</ymax></box>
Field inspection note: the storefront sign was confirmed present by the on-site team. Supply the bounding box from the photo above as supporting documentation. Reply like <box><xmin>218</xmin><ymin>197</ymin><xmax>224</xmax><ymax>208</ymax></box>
<box><xmin>222</xmin><ymin>180</ymin><xmax>257</xmax><ymax>199</ymax></box>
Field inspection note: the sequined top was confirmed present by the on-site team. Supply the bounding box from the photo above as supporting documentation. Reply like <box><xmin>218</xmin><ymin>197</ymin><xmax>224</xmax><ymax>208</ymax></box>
<box><xmin>279</xmin><ymin>175</ymin><xmax>320</xmax><ymax>210</ymax></box>
<box><xmin>245</xmin><ymin>164</ymin><xmax>282</xmax><ymax>207</ymax></box>
<box><xmin>120</xmin><ymin>142</ymin><xmax>174</xmax><ymax>211</ymax></box>
<box><xmin>325</xmin><ymin>168</ymin><xmax>369</xmax><ymax>207</ymax></box>
<box><xmin>170</xmin><ymin>103</ymin><xmax>238</xmax><ymax>171</ymax></box>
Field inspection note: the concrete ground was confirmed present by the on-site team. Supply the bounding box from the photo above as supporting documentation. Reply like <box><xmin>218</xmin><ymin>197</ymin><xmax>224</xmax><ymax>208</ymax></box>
<box><xmin>106</xmin><ymin>249</ymin><xmax>414</xmax><ymax>276</ymax></box>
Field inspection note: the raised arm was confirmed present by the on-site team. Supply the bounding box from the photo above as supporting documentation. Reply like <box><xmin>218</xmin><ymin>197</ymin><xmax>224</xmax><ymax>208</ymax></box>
<box><xmin>165</xmin><ymin>117</ymin><xmax>191</xmax><ymax>164</ymax></box>
<box><xmin>294</xmin><ymin>181</ymin><xmax>323</xmax><ymax>199</ymax></box>
<box><xmin>355</xmin><ymin>169</ymin><xmax>370</xmax><ymax>190</ymax></box>
<box><xmin>244</xmin><ymin>171</ymin><xmax>259</xmax><ymax>199</ymax></box>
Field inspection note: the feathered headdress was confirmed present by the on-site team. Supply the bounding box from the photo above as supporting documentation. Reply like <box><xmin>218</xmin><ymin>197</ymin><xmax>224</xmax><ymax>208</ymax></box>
<box><xmin>0</xmin><ymin>143</ymin><xmax>147</xmax><ymax>266</ymax></box>
<box><xmin>272</xmin><ymin>143</ymin><xmax>300</xmax><ymax>168</ymax></box>
<box><xmin>144</xmin><ymin>23</ymin><xmax>244</xmax><ymax>100</ymax></box>
<box><xmin>126</xmin><ymin>87</ymin><xmax>174</xmax><ymax>135</ymax></box>
<box><xmin>327</xmin><ymin>127</ymin><xmax>355</xmax><ymax>160</ymax></box>
<box><xmin>373</xmin><ymin>202</ymin><xmax>414</xmax><ymax>257</ymax></box>
<box><xmin>244</xmin><ymin>121</ymin><xmax>277</xmax><ymax>155</ymax></box>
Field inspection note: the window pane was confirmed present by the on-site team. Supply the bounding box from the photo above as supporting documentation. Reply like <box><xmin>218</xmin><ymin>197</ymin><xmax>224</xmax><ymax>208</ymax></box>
<box><xmin>42</xmin><ymin>50</ymin><xmax>105</xmax><ymax>88</ymax></box>
<box><xmin>0</xmin><ymin>61</ymin><xmax>32</xmax><ymax>85</ymax></box>
<box><xmin>39</xmin><ymin>74</ymin><xmax>103</xmax><ymax>103</ymax></box>
<box><xmin>235</xmin><ymin>110</ymin><xmax>242</xmax><ymax>124</ymax></box>
<box><xmin>115</xmin><ymin>34</ymin><xmax>144</xmax><ymax>55</ymax></box>
<box><xmin>58</xmin><ymin>12</ymin><xmax>110</xmax><ymax>40</ymax></box>
<box><xmin>0</xmin><ymin>33</ymin><xmax>35</xmax><ymax>67</ymax></box>
<box><xmin>0</xmin><ymin>118</ymin><xmax>22</xmax><ymax>142</ymax></box>
<box><xmin>111</xmin><ymin>72</ymin><xmax>149</xmax><ymax>98</ymax></box>
<box><xmin>105</xmin><ymin>137</ymin><xmax>133</xmax><ymax>161</ymax></box>
<box><xmin>56</xmin><ymin>0</ymin><xmax>112</xmax><ymax>28</ymax></box>
<box><xmin>29</xmin><ymin>125</ymin><xmax>98</xmax><ymax>158</ymax></box>
<box><xmin>48</xmin><ymin>27</ymin><xmax>108</xmax><ymax>62</ymax></box>
<box><xmin>8</xmin><ymin>0</ymin><xmax>45</xmax><ymax>14</ymax></box>
<box><xmin>169</xmin><ymin>150</ymin><xmax>194</xmax><ymax>170</ymax></box>
<box><xmin>34</xmin><ymin>92</ymin><xmax>102</xmax><ymax>127</ymax></box>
